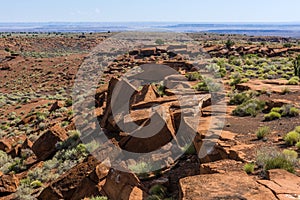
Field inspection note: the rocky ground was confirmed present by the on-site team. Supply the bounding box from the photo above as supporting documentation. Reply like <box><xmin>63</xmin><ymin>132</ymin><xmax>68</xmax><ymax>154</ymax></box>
<box><xmin>0</xmin><ymin>32</ymin><xmax>300</xmax><ymax>200</ymax></box>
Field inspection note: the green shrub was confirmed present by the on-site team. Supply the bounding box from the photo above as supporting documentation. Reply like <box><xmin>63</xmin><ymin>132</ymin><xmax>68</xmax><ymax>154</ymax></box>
<box><xmin>289</xmin><ymin>107</ymin><xmax>299</xmax><ymax>117</ymax></box>
<box><xmin>128</xmin><ymin>162</ymin><xmax>152</xmax><ymax>174</ymax></box>
<box><xmin>256</xmin><ymin>126</ymin><xmax>271</xmax><ymax>139</ymax></box>
<box><xmin>90</xmin><ymin>196</ymin><xmax>108</xmax><ymax>200</ymax></box>
<box><xmin>296</xmin><ymin>142</ymin><xmax>300</xmax><ymax>149</ymax></box>
<box><xmin>182</xmin><ymin>144</ymin><xmax>196</xmax><ymax>155</ymax></box>
<box><xmin>257</xmin><ymin>148</ymin><xmax>296</xmax><ymax>173</ymax></box>
<box><xmin>149</xmin><ymin>184</ymin><xmax>167</xmax><ymax>198</ymax></box>
<box><xmin>226</xmin><ymin>39</ymin><xmax>235</xmax><ymax>49</ymax></box>
<box><xmin>264</xmin><ymin>155</ymin><xmax>295</xmax><ymax>173</ymax></box>
<box><xmin>30</xmin><ymin>180</ymin><xmax>42</xmax><ymax>188</ymax></box>
<box><xmin>283</xmin><ymin>150</ymin><xmax>298</xmax><ymax>160</ymax></box>
<box><xmin>65</xmin><ymin>99</ymin><xmax>73</xmax><ymax>107</ymax></box>
<box><xmin>243</xmin><ymin>163</ymin><xmax>255</xmax><ymax>174</ymax></box>
<box><xmin>295</xmin><ymin>126</ymin><xmax>300</xmax><ymax>133</ymax></box>
<box><xmin>193</xmin><ymin>77</ymin><xmax>222</xmax><ymax>92</ymax></box>
<box><xmin>280</xmin><ymin>105</ymin><xmax>299</xmax><ymax>117</ymax></box>
<box><xmin>155</xmin><ymin>39</ymin><xmax>165</xmax><ymax>45</ymax></box>
<box><xmin>287</xmin><ymin>76</ymin><xmax>299</xmax><ymax>85</ymax></box>
<box><xmin>281</xmin><ymin>87</ymin><xmax>291</xmax><ymax>94</ymax></box>
<box><xmin>185</xmin><ymin>72</ymin><xmax>202</xmax><ymax>81</ymax></box>
<box><xmin>284</xmin><ymin>131</ymin><xmax>300</xmax><ymax>146</ymax></box>
<box><xmin>271</xmin><ymin>107</ymin><xmax>281</xmax><ymax>113</ymax></box>
<box><xmin>229</xmin><ymin>72</ymin><xmax>242</xmax><ymax>86</ymax></box>
<box><xmin>264</xmin><ymin>112</ymin><xmax>281</xmax><ymax>121</ymax></box>
<box><xmin>229</xmin><ymin>91</ymin><xmax>251</xmax><ymax>105</ymax></box>
<box><xmin>232</xmin><ymin>99</ymin><xmax>265</xmax><ymax>117</ymax></box>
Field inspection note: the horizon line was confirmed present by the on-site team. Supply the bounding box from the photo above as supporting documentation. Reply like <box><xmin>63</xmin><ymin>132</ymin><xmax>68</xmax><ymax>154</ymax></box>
<box><xmin>1</xmin><ymin>21</ymin><xmax>300</xmax><ymax>24</ymax></box>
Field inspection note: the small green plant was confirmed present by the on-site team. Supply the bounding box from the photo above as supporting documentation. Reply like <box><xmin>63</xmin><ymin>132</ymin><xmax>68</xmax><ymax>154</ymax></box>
<box><xmin>156</xmin><ymin>84</ymin><xmax>166</xmax><ymax>97</ymax></box>
<box><xmin>284</xmin><ymin>131</ymin><xmax>300</xmax><ymax>146</ymax></box>
<box><xmin>229</xmin><ymin>91</ymin><xmax>251</xmax><ymax>105</ymax></box>
<box><xmin>128</xmin><ymin>161</ymin><xmax>152</xmax><ymax>175</ymax></box>
<box><xmin>264</xmin><ymin>111</ymin><xmax>281</xmax><ymax>121</ymax></box>
<box><xmin>225</xmin><ymin>39</ymin><xmax>235</xmax><ymax>49</ymax></box>
<box><xmin>155</xmin><ymin>39</ymin><xmax>165</xmax><ymax>45</ymax></box>
<box><xmin>257</xmin><ymin>148</ymin><xmax>296</xmax><ymax>173</ymax></box>
<box><xmin>185</xmin><ymin>72</ymin><xmax>202</xmax><ymax>81</ymax></box>
<box><xmin>193</xmin><ymin>77</ymin><xmax>222</xmax><ymax>92</ymax></box>
<box><xmin>149</xmin><ymin>184</ymin><xmax>167</xmax><ymax>199</ymax></box>
<box><xmin>243</xmin><ymin>163</ymin><xmax>255</xmax><ymax>174</ymax></box>
<box><xmin>65</xmin><ymin>99</ymin><xmax>73</xmax><ymax>107</ymax></box>
<box><xmin>283</xmin><ymin>150</ymin><xmax>298</xmax><ymax>160</ymax></box>
<box><xmin>296</xmin><ymin>142</ymin><xmax>300</xmax><ymax>149</ymax></box>
<box><xmin>281</xmin><ymin>87</ymin><xmax>291</xmax><ymax>94</ymax></box>
<box><xmin>232</xmin><ymin>99</ymin><xmax>265</xmax><ymax>117</ymax></box>
<box><xmin>182</xmin><ymin>144</ymin><xmax>196</xmax><ymax>155</ymax></box>
<box><xmin>264</xmin><ymin>155</ymin><xmax>295</xmax><ymax>173</ymax></box>
<box><xmin>90</xmin><ymin>196</ymin><xmax>108</xmax><ymax>200</ymax></box>
<box><xmin>271</xmin><ymin>107</ymin><xmax>281</xmax><ymax>113</ymax></box>
<box><xmin>229</xmin><ymin>72</ymin><xmax>242</xmax><ymax>86</ymax></box>
<box><xmin>289</xmin><ymin>107</ymin><xmax>299</xmax><ymax>117</ymax></box>
<box><xmin>280</xmin><ymin>104</ymin><xmax>299</xmax><ymax>117</ymax></box>
<box><xmin>30</xmin><ymin>180</ymin><xmax>42</xmax><ymax>188</ymax></box>
<box><xmin>287</xmin><ymin>76</ymin><xmax>299</xmax><ymax>85</ymax></box>
<box><xmin>256</xmin><ymin>126</ymin><xmax>271</xmax><ymax>139</ymax></box>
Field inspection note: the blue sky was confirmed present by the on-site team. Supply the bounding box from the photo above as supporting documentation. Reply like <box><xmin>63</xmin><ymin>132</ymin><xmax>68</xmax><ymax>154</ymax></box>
<box><xmin>0</xmin><ymin>0</ymin><xmax>299</xmax><ymax>22</ymax></box>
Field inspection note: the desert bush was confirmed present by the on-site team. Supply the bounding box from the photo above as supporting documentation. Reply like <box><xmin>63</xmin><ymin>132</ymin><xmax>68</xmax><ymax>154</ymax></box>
<box><xmin>232</xmin><ymin>99</ymin><xmax>265</xmax><ymax>117</ymax></box>
<box><xmin>226</xmin><ymin>39</ymin><xmax>235</xmax><ymax>49</ymax></box>
<box><xmin>264</xmin><ymin>155</ymin><xmax>295</xmax><ymax>173</ymax></box>
<box><xmin>257</xmin><ymin>148</ymin><xmax>297</xmax><ymax>173</ymax></box>
<box><xmin>243</xmin><ymin>163</ymin><xmax>255</xmax><ymax>174</ymax></box>
<box><xmin>128</xmin><ymin>161</ymin><xmax>152</xmax><ymax>174</ymax></box>
<box><xmin>287</xmin><ymin>76</ymin><xmax>299</xmax><ymax>85</ymax></box>
<box><xmin>280</xmin><ymin>105</ymin><xmax>299</xmax><ymax>117</ymax></box>
<box><xmin>8</xmin><ymin>158</ymin><xmax>26</xmax><ymax>173</ymax></box>
<box><xmin>284</xmin><ymin>131</ymin><xmax>300</xmax><ymax>146</ymax></box>
<box><xmin>296</xmin><ymin>142</ymin><xmax>300</xmax><ymax>149</ymax></box>
<box><xmin>206</xmin><ymin>63</ymin><xmax>226</xmax><ymax>78</ymax></box>
<box><xmin>256</xmin><ymin>126</ymin><xmax>271</xmax><ymax>139</ymax></box>
<box><xmin>182</xmin><ymin>144</ymin><xmax>196</xmax><ymax>155</ymax></box>
<box><xmin>193</xmin><ymin>77</ymin><xmax>222</xmax><ymax>92</ymax></box>
<box><xmin>149</xmin><ymin>184</ymin><xmax>167</xmax><ymax>199</ymax></box>
<box><xmin>229</xmin><ymin>72</ymin><xmax>243</xmax><ymax>86</ymax></box>
<box><xmin>264</xmin><ymin>111</ymin><xmax>281</xmax><ymax>121</ymax></box>
<box><xmin>295</xmin><ymin>126</ymin><xmax>300</xmax><ymax>133</ymax></box>
<box><xmin>56</xmin><ymin>130</ymin><xmax>80</xmax><ymax>150</ymax></box>
<box><xmin>89</xmin><ymin>197</ymin><xmax>108</xmax><ymax>200</ymax></box>
<box><xmin>155</xmin><ymin>39</ymin><xmax>165</xmax><ymax>45</ymax></box>
<box><xmin>229</xmin><ymin>91</ymin><xmax>250</xmax><ymax>105</ymax></box>
<box><xmin>268</xmin><ymin>105</ymin><xmax>299</xmax><ymax>120</ymax></box>
<box><xmin>15</xmin><ymin>183</ymin><xmax>33</xmax><ymax>200</ymax></box>
<box><xmin>283</xmin><ymin>150</ymin><xmax>298</xmax><ymax>161</ymax></box>
<box><xmin>185</xmin><ymin>72</ymin><xmax>202</xmax><ymax>81</ymax></box>
<box><xmin>271</xmin><ymin>107</ymin><xmax>281</xmax><ymax>113</ymax></box>
<box><xmin>30</xmin><ymin>180</ymin><xmax>42</xmax><ymax>188</ymax></box>
<box><xmin>65</xmin><ymin>99</ymin><xmax>73</xmax><ymax>107</ymax></box>
<box><xmin>281</xmin><ymin>87</ymin><xmax>291</xmax><ymax>94</ymax></box>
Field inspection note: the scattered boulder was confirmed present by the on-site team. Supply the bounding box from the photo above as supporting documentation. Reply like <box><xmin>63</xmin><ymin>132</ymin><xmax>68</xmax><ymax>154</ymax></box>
<box><xmin>258</xmin><ymin>169</ymin><xmax>300</xmax><ymax>200</ymax></box>
<box><xmin>179</xmin><ymin>172</ymin><xmax>277</xmax><ymax>200</ymax></box>
<box><xmin>200</xmin><ymin>159</ymin><xmax>243</xmax><ymax>174</ymax></box>
<box><xmin>49</xmin><ymin>101</ymin><xmax>65</xmax><ymax>113</ymax></box>
<box><xmin>38</xmin><ymin>156</ymin><xmax>101</xmax><ymax>200</ymax></box>
<box><xmin>0</xmin><ymin>139</ymin><xmax>11</xmax><ymax>153</ymax></box>
<box><xmin>101</xmin><ymin>169</ymin><xmax>146</xmax><ymax>200</ymax></box>
<box><xmin>32</xmin><ymin>124</ymin><xmax>68</xmax><ymax>161</ymax></box>
<box><xmin>0</xmin><ymin>174</ymin><xmax>19</xmax><ymax>194</ymax></box>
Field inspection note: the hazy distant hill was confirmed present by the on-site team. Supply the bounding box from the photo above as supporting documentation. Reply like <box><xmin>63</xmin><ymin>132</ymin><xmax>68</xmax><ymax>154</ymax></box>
<box><xmin>1</xmin><ymin>22</ymin><xmax>300</xmax><ymax>37</ymax></box>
